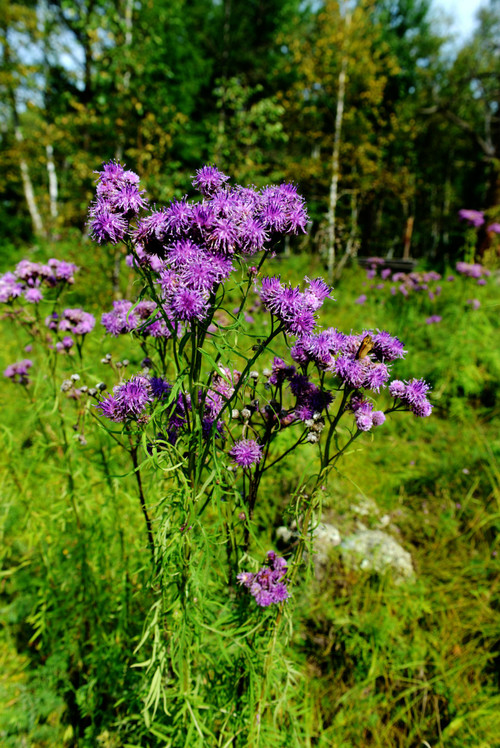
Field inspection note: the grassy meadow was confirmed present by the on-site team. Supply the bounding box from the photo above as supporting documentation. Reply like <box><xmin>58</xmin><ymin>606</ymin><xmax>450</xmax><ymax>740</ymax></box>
<box><xmin>0</xmin><ymin>239</ymin><xmax>499</xmax><ymax>747</ymax></box>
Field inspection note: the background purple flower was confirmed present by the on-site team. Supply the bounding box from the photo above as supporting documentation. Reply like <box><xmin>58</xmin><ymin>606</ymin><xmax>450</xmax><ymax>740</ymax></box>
<box><xmin>229</xmin><ymin>439</ymin><xmax>263</xmax><ymax>468</ymax></box>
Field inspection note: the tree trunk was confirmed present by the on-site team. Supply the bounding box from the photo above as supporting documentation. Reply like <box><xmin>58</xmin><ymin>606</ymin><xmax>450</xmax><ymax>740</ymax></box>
<box><xmin>46</xmin><ymin>143</ymin><xmax>58</xmax><ymax>224</ymax></box>
<box><xmin>326</xmin><ymin>11</ymin><xmax>350</xmax><ymax>284</ymax></box>
<box><xmin>16</xmin><ymin>127</ymin><xmax>46</xmax><ymax>238</ymax></box>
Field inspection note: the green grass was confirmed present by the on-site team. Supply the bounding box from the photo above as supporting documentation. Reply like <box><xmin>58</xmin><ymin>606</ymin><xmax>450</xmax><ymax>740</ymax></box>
<box><xmin>0</xmin><ymin>240</ymin><xmax>499</xmax><ymax>746</ymax></box>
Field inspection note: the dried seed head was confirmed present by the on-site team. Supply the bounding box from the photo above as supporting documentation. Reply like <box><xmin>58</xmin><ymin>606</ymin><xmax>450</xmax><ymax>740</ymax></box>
<box><xmin>231</xmin><ymin>409</ymin><xmax>240</xmax><ymax>419</ymax></box>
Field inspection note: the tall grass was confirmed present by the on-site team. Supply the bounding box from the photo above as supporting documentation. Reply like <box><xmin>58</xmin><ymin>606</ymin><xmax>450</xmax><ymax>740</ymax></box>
<box><xmin>0</xmin><ymin>241</ymin><xmax>499</xmax><ymax>746</ymax></box>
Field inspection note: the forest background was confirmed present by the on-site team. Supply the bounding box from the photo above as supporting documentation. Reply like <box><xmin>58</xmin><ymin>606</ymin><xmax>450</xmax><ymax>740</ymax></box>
<box><xmin>1</xmin><ymin>1</ymin><xmax>500</xmax><ymax>747</ymax></box>
<box><xmin>2</xmin><ymin>0</ymin><xmax>500</xmax><ymax>261</ymax></box>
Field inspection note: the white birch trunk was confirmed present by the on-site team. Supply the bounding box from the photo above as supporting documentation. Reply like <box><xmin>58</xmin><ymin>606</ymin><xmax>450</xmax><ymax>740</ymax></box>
<box><xmin>15</xmin><ymin>127</ymin><xmax>46</xmax><ymax>237</ymax></box>
<box><xmin>326</xmin><ymin>11</ymin><xmax>351</xmax><ymax>284</ymax></box>
<box><xmin>46</xmin><ymin>144</ymin><xmax>58</xmax><ymax>220</ymax></box>
<box><xmin>335</xmin><ymin>191</ymin><xmax>359</xmax><ymax>280</ymax></box>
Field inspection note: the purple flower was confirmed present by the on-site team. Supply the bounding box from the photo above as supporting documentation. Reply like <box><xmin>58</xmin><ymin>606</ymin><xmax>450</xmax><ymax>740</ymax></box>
<box><xmin>355</xmin><ymin>294</ymin><xmax>367</xmax><ymax>305</ymax></box>
<box><xmin>89</xmin><ymin>209</ymin><xmax>128</xmax><ymax>244</ymax></box>
<box><xmin>56</xmin><ymin>336</ymin><xmax>74</xmax><ymax>352</ymax></box>
<box><xmin>97</xmin><ymin>376</ymin><xmax>152</xmax><ymax>422</ymax></box>
<box><xmin>170</xmin><ymin>288</ymin><xmax>209</xmax><ymax>322</ymax></box>
<box><xmin>24</xmin><ymin>287</ymin><xmax>43</xmax><ymax>303</ymax></box>
<box><xmin>192</xmin><ymin>165</ymin><xmax>230</xmax><ymax>196</ymax></box>
<box><xmin>229</xmin><ymin>439</ymin><xmax>263</xmax><ymax>468</ymax></box>
<box><xmin>4</xmin><ymin>359</ymin><xmax>33</xmax><ymax>385</ymax></box>
<box><xmin>0</xmin><ymin>272</ymin><xmax>23</xmax><ymax>302</ymax></box>
<box><xmin>466</xmin><ymin>298</ymin><xmax>481</xmax><ymax>310</ymax></box>
<box><xmin>60</xmin><ymin>308</ymin><xmax>96</xmax><ymax>335</ymax></box>
<box><xmin>487</xmin><ymin>222</ymin><xmax>500</xmax><ymax>233</ymax></box>
<box><xmin>456</xmin><ymin>262</ymin><xmax>488</xmax><ymax>279</ymax></box>
<box><xmin>133</xmin><ymin>210</ymin><xmax>170</xmax><ymax>255</ymax></box>
<box><xmin>458</xmin><ymin>209</ymin><xmax>484</xmax><ymax>227</ymax></box>
<box><xmin>425</xmin><ymin>315</ymin><xmax>442</xmax><ymax>324</ymax></box>
<box><xmin>372</xmin><ymin>410</ymin><xmax>386</xmax><ymax>426</ymax></box>
<box><xmin>149</xmin><ymin>376</ymin><xmax>172</xmax><ymax>401</ymax></box>
<box><xmin>102</xmin><ymin>300</ymin><xmax>138</xmax><ymax>336</ymax></box>
<box><xmin>48</xmin><ymin>259</ymin><xmax>79</xmax><ymax>284</ymax></box>
<box><xmin>303</xmin><ymin>277</ymin><xmax>333</xmax><ymax>310</ymax></box>
<box><xmin>237</xmin><ymin>550</ymin><xmax>289</xmax><ymax>607</ymax></box>
<box><xmin>389</xmin><ymin>380</ymin><xmax>406</xmax><ymax>398</ymax></box>
<box><xmin>389</xmin><ymin>378</ymin><xmax>433</xmax><ymax>417</ymax></box>
<box><xmin>371</xmin><ymin>331</ymin><xmax>406</xmax><ymax>361</ymax></box>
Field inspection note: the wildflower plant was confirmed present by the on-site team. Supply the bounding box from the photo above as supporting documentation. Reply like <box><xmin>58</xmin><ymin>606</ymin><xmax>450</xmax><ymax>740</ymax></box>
<box><xmin>82</xmin><ymin>160</ymin><xmax>434</xmax><ymax>741</ymax></box>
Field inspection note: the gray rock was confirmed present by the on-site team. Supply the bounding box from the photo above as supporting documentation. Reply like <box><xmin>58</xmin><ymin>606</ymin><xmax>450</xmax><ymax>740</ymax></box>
<box><xmin>340</xmin><ymin>529</ymin><xmax>414</xmax><ymax>582</ymax></box>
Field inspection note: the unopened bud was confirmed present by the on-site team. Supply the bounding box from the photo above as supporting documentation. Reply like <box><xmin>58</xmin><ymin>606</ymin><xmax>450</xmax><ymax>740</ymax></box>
<box><xmin>105</xmin><ymin>353</ymin><xmax>112</xmax><ymax>360</ymax></box>
<box><xmin>96</xmin><ymin>382</ymin><xmax>107</xmax><ymax>391</ymax></box>
<box><xmin>231</xmin><ymin>409</ymin><xmax>240</xmax><ymax>419</ymax></box>
<box><xmin>241</xmin><ymin>408</ymin><xmax>251</xmax><ymax>420</ymax></box>
<box><xmin>116</xmin><ymin>361</ymin><xmax>122</xmax><ymax>369</ymax></box>
<box><xmin>304</xmin><ymin>418</ymin><xmax>314</xmax><ymax>428</ymax></box>
<box><xmin>307</xmin><ymin>432</ymin><xmax>319</xmax><ymax>443</ymax></box>
<box><xmin>263</xmin><ymin>368</ymin><xmax>271</xmax><ymax>377</ymax></box>
<box><xmin>88</xmin><ymin>388</ymin><xmax>98</xmax><ymax>397</ymax></box>
<box><xmin>238</xmin><ymin>511</ymin><xmax>246</xmax><ymax>522</ymax></box>
<box><xmin>60</xmin><ymin>379</ymin><xmax>72</xmax><ymax>392</ymax></box>
<box><xmin>313</xmin><ymin>412</ymin><xmax>322</xmax><ymax>421</ymax></box>
<box><xmin>249</xmin><ymin>371</ymin><xmax>259</xmax><ymax>380</ymax></box>
<box><xmin>70</xmin><ymin>373</ymin><xmax>80</xmax><ymax>382</ymax></box>
<box><xmin>80</xmin><ymin>385</ymin><xmax>88</xmax><ymax>393</ymax></box>
<box><xmin>122</xmin><ymin>359</ymin><xmax>129</xmax><ymax>366</ymax></box>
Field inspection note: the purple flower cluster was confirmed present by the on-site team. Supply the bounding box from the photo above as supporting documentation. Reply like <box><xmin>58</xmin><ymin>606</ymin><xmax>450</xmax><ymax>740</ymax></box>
<box><xmin>237</xmin><ymin>551</ymin><xmax>289</xmax><ymax>607</ymax></box>
<box><xmin>101</xmin><ymin>300</ymin><xmax>177</xmax><ymax>338</ymax></box>
<box><xmin>89</xmin><ymin>161</ymin><xmax>308</xmax><ymax>326</ymax></box>
<box><xmin>350</xmin><ymin>395</ymin><xmax>385</xmax><ymax>431</ymax></box>
<box><xmin>264</xmin><ymin>357</ymin><xmax>333</xmax><ymax>424</ymax></box>
<box><xmin>229</xmin><ymin>439</ymin><xmax>263</xmax><ymax>468</ymax></box>
<box><xmin>0</xmin><ymin>258</ymin><xmax>78</xmax><ymax>304</ymax></box>
<box><xmin>425</xmin><ymin>315</ymin><xmax>442</xmax><ymax>325</ymax></box>
<box><xmin>88</xmin><ymin>161</ymin><xmax>147</xmax><ymax>244</ymax></box>
<box><xmin>4</xmin><ymin>359</ymin><xmax>33</xmax><ymax>385</ymax></box>
<box><xmin>389</xmin><ymin>378</ymin><xmax>433</xmax><ymax>417</ymax></box>
<box><xmin>260</xmin><ymin>276</ymin><xmax>332</xmax><ymax>336</ymax></box>
<box><xmin>458</xmin><ymin>209</ymin><xmax>484</xmax><ymax>227</ymax></box>
<box><xmin>96</xmin><ymin>376</ymin><xmax>154</xmax><ymax>422</ymax></box>
<box><xmin>290</xmin><ymin>329</ymin><xmax>404</xmax><ymax>394</ymax></box>
<box><xmin>456</xmin><ymin>262</ymin><xmax>490</xmax><ymax>280</ymax></box>
<box><xmin>96</xmin><ymin>369</ymin><xmax>232</xmax><ymax>442</ymax></box>
<box><xmin>57</xmin><ymin>308</ymin><xmax>96</xmax><ymax>335</ymax></box>
<box><xmin>44</xmin><ymin>308</ymin><xmax>95</xmax><ymax>352</ymax></box>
